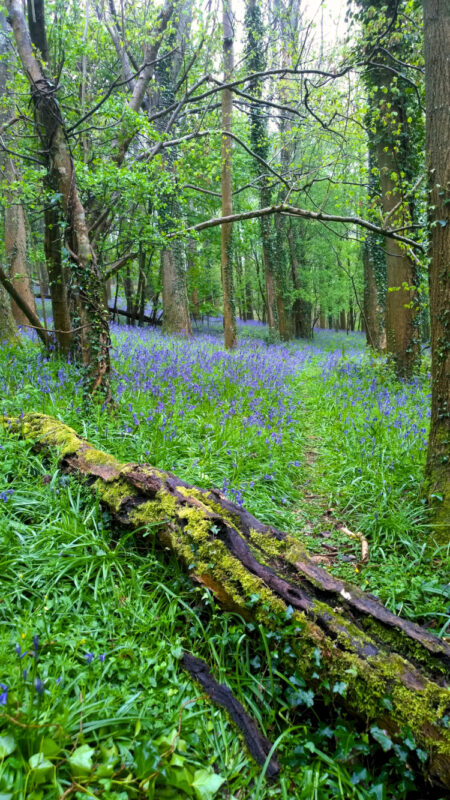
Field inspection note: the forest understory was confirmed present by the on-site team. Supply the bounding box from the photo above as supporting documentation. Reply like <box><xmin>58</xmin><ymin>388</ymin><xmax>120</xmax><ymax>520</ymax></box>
<box><xmin>0</xmin><ymin>322</ymin><xmax>449</xmax><ymax>800</ymax></box>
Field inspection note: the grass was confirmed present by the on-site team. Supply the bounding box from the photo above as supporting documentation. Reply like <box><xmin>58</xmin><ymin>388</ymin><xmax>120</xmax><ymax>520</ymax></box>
<box><xmin>0</xmin><ymin>323</ymin><xmax>448</xmax><ymax>799</ymax></box>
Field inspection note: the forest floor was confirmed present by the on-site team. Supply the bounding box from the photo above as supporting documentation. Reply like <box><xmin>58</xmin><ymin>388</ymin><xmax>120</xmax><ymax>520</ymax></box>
<box><xmin>0</xmin><ymin>321</ymin><xmax>448</xmax><ymax>800</ymax></box>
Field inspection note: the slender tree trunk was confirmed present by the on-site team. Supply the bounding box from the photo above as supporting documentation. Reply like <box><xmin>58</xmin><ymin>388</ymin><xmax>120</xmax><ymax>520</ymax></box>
<box><xmin>363</xmin><ymin>243</ymin><xmax>386</xmax><ymax>350</ymax></box>
<box><xmin>287</xmin><ymin>221</ymin><xmax>312</xmax><ymax>339</ymax></box>
<box><xmin>44</xmin><ymin>205</ymin><xmax>71</xmax><ymax>353</ymax></box>
<box><xmin>221</xmin><ymin>0</ymin><xmax>237</xmax><ymax>349</ymax></box>
<box><xmin>6</xmin><ymin>0</ymin><xmax>111</xmax><ymax>397</ymax></box>
<box><xmin>244</xmin><ymin>264</ymin><xmax>253</xmax><ymax>321</ymax></box>
<box><xmin>0</xmin><ymin>13</ymin><xmax>36</xmax><ymax>328</ymax></box>
<box><xmin>123</xmin><ymin>266</ymin><xmax>134</xmax><ymax>326</ymax></box>
<box><xmin>423</xmin><ymin>0</ymin><xmax>450</xmax><ymax>541</ymax></box>
<box><xmin>245</xmin><ymin>0</ymin><xmax>278</xmax><ymax>339</ymax></box>
<box><xmin>4</xmin><ymin>159</ymin><xmax>37</xmax><ymax>327</ymax></box>
<box><xmin>377</xmin><ymin>136</ymin><xmax>420</xmax><ymax>376</ymax></box>
<box><xmin>274</xmin><ymin>214</ymin><xmax>290</xmax><ymax>340</ymax></box>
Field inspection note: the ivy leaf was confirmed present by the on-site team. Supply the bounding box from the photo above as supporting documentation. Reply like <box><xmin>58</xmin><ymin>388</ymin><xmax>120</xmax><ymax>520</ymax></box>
<box><xmin>0</xmin><ymin>734</ymin><xmax>16</xmax><ymax>758</ymax></box>
<box><xmin>370</xmin><ymin>725</ymin><xmax>393</xmax><ymax>752</ymax></box>
<box><xmin>68</xmin><ymin>744</ymin><xmax>95</xmax><ymax>776</ymax></box>
<box><xmin>191</xmin><ymin>768</ymin><xmax>225</xmax><ymax>800</ymax></box>
<box><xmin>28</xmin><ymin>753</ymin><xmax>54</xmax><ymax>784</ymax></box>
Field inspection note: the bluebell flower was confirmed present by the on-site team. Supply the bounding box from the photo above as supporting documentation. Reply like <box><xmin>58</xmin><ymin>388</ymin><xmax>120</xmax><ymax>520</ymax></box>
<box><xmin>84</xmin><ymin>652</ymin><xmax>94</xmax><ymax>664</ymax></box>
<box><xmin>34</xmin><ymin>678</ymin><xmax>45</xmax><ymax>695</ymax></box>
<box><xmin>0</xmin><ymin>684</ymin><xmax>8</xmax><ymax>704</ymax></box>
<box><xmin>99</xmin><ymin>654</ymin><xmax>105</xmax><ymax>663</ymax></box>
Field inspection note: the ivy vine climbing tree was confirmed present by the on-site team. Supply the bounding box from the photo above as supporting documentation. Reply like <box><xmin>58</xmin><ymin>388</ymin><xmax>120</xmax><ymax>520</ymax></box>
<box><xmin>423</xmin><ymin>0</ymin><xmax>450</xmax><ymax>541</ymax></box>
<box><xmin>5</xmin><ymin>0</ymin><xmax>112</xmax><ymax>398</ymax></box>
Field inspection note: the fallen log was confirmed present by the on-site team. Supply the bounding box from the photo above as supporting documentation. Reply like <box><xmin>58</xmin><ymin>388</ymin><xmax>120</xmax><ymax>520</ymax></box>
<box><xmin>4</xmin><ymin>413</ymin><xmax>450</xmax><ymax>789</ymax></box>
<box><xmin>107</xmin><ymin>305</ymin><xmax>163</xmax><ymax>326</ymax></box>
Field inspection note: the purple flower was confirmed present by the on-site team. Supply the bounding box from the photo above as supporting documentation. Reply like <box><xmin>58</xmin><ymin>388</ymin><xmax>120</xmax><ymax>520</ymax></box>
<box><xmin>99</xmin><ymin>654</ymin><xmax>105</xmax><ymax>663</ymax></box>
<box><xmin>34</xmin><ymin>678</ymin><xmax>45</xmax><ymax>695</ymax></box>
<box><xmin>84</xmin><ymin>652</ymin><xmax>94</xmax><ymax>664</ymax></box>
<box><xmin>0</xmin><ymin>684</ymin><xmax>8</xmax><ymax>704</ymax></box>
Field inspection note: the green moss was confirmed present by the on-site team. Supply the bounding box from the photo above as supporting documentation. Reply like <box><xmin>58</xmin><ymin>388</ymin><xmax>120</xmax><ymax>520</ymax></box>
<box><xmin>362</xmin><ymin>617</ymin><xmax>449</xmax><ymax>675</ymax></box>
<box><xmin>122</xmin><ymin>464</ymin><xmax>166</xmax><ymax>481</ymax></box>
<box><xmin>177</xmin><ymin>485</ymin><xmax>240</xmax><ymax>526</ymax></box>
<box><xmin>82</xmin><ymin>446</ymin><xmax>121</xmax><ymax>472</ymax></box>
<box><xmin>130</xmin><ymin>491</ymin><xmax>178</xmax><ymax>526</ymax></box>
<box><xmin>95</xmin><ymin>477</ymin><xmax>139</xmax><ymax>513</ymax></box>
<box><xmin>18</xmin><ymin>414</ymin><xmax>83</xmax><ymax>457</ymax></box>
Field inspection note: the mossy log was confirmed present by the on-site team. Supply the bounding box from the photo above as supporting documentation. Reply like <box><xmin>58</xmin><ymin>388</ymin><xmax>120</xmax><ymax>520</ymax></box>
<box><xmin>5</xmin><ymin>413</ymin><xmax>450</xmax><ymax>789</ymax></box>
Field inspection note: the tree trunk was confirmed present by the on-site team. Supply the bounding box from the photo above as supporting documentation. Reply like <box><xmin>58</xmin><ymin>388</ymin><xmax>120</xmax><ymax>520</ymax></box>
<box><xmin>4</xmin><ymin>159</ymin><xmax>37</xmax><ymax>327</ymax></box>
<box><xmin>123</xmin><ymin>266</ymin><xmax>134</xmax><ymax>326</ymax></box>
<box><xmin>423</xmin><ymin>0</ymin><xmax>450</xmax><ymax>542</ymax></box>
<box><xmin>161</xmin><ymin>244</ymin><xmax>192</xmax><ymax>335</ymax></box>
<box><xmin>287</xmin><ymin>222</ymin><xmax>312</xmax><ymax>339</ymax></box>
<box><xmin>363</xmin><ymin>243</ymin><xmax>386</xmax><ymax>351</ymax></box>
<box><xmin>0</xmin><ymin>13</ymin><xmax>37</xmax><ymax>328</ymax></box>
<box><xmin>6</xmin><ymin>0</ymin><xmax>111</xmax><ymax>398</ymax></box>
<box><xmin>221</xmin><ymin>0</ymin><xmax>237</xmax><ymax>350</ymax></box>
<box><xmin>0</xmin><ymin>282</ymin><xmax>18</xmax><ymax>343</ymax></box>
<box><xmin>7</xmin><ymin>412</ymin><xmax>450</xmax><ymax>790</ymax></box>
<box><xmin>44</xmin><ymin>205</ymin><xmax>71</xmax><ymax>354</ymax></box>
<box><xmin>377</xmin><ymin>135</ymin><xmax>420</xmax><ymax>376</ymax></box>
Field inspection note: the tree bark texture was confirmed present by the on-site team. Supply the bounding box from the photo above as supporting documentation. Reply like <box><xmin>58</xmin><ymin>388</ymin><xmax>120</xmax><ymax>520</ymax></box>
<box><xmin>3</xmin><ymin>159</ymin><xmax>36</xmax><ymax>327</ymax></box>
<box><xmin>287</xmin><ymin>221</ymin><xmax>312</xmax><ymax>339</ymax></box>
<box><xmin>0</xmin><ymin>12</ymin><xmax>37</xmax><ymax>328</ymax></box>
<box><xmin>363</xmin><ymin>242</ymin><xmax>386</xmax><ymax>351</ymax></box>
<box><xmin>0</xmin><ymin>281</ymin><xmax>18</xmax><ymax>343</ymax></box>
<box><xmin>151</xmin><ymin>4</ymin><xmax>192</xmax><ymax>337</ymax></box>
<box><xmin>161</xmin><ymin>243</ymin><xmax>192</xmax><ymax>336</ymax></box>
<box><xmin>0</xmin><ymin>264</ymin><xmax>48</xmax><ymax>346</ymax></box>
<box><xmin>423</xmin><ymin>0</ymin><xmax>450</xmax><ymax>541</ymax></box>
<box><xmin>377</xmin><ymin>131</ymin><xmax>420</xmax><ymax>378</ymax></box>
<box><xmin>6</xmin><ymin>412</ymin><xmax>450</xmax><ymax>790</ymax></box>
<box><xmin>44</xmin><ymin>205</ymin><xmax>71</xmax><ymax>354</ymax></box>
<box><xmin>221</xmin><ymin>0</ymin><xmax>237</xmax><ymax>350</ymax></box>
<box><xmin>5</xmin><ymin>0</ymin><xmax>111</xmax><ymax>396</ymax></box>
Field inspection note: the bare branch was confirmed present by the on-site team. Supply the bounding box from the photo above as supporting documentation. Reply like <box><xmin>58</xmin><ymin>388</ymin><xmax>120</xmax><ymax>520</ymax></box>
<box><xmin>171</xmin><ymin>203</ymin><xmax>423</xmax><ymax>250</ymax></box>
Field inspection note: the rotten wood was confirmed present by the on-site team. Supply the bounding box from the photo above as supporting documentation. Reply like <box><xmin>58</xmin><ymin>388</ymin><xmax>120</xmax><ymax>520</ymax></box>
<box><xmin>182</xmin><ymin>653</ymin><xmax>280</xmax><ymax>778</ymax></box>
<box><xmin>4</xmin><ymin>413</ymin><xmax>450</xmax><ymax>790</ymax></box>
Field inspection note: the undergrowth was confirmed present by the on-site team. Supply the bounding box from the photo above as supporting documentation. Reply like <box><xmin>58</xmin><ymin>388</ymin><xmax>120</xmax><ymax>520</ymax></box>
<box><xmin>0</xmin><ymin>326</ymin><xmax>448</xmax><ymax>799</ymax></box>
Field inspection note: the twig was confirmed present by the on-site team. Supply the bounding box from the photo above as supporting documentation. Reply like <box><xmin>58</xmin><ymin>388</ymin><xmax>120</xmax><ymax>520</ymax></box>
<box><xmin>339</xmin><ymin>525</ymin><xmax>369</xmax><ymax>563</ymax></box>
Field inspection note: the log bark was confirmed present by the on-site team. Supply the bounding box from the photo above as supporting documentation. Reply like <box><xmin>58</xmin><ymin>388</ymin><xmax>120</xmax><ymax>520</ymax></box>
<box><xmin>5</xmin><ymin>412</ymin><xmax>450</xmax><ymax>790</ymax></box>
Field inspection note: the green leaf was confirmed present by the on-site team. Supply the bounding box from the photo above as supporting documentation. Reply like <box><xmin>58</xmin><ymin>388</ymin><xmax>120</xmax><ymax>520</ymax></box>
<box><xmin>0</xmin><ymin>735</ymin><xmax>16</xmax><ymax>758</ymax></box>
<box><xmin>28</xmin><ymin>753</ymin><xmax>54</xmax><ymax>785</ymax></box>
<box><xmin>134</xmin><ymin>741</ymin><xmax>161</xmax><ymax>779</ymax></box>
<box><xmin>191</xmin><ymin>768</ymin><xmax>225</xmax><ymax>800</ymax></box>
<box><xmin>68</xmin><ymin>744</ymin><xmax>95</xmax><ymax>776</ymax></box>
<box><xmin>370</xmin><ymin>725</ymin><xmax>393</xmax><ymax>752</ymax></box>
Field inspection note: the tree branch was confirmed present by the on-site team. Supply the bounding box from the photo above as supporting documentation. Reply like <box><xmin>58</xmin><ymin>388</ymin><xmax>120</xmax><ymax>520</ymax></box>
<box><xmin>172</xmin><ymin>204</ymin><xmax>423</xmax><ymax>250</ymax></box>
